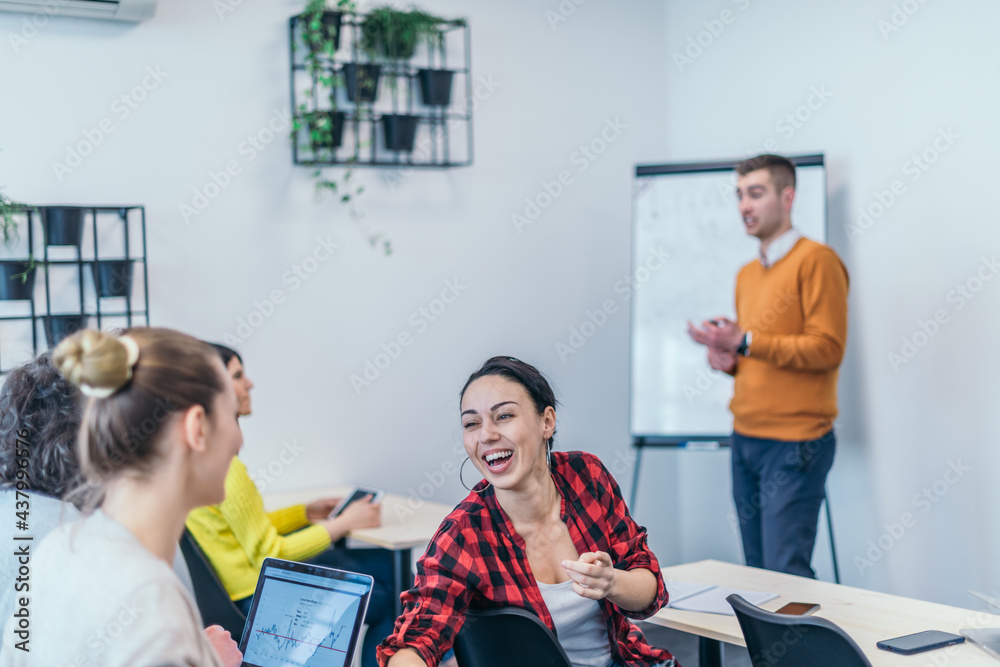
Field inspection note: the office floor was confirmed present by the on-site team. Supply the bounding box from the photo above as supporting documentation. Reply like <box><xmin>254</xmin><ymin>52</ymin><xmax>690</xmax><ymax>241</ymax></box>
<box><xmin>638</xmin><ymin>621</ymin><xmax>753</xmax><ymax>667</ymax></box>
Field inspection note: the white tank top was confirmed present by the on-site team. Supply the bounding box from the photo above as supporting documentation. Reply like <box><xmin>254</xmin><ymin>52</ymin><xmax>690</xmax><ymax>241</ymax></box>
<box><xmin>537</xmin><ymin>579</ymin><xmax>614</xmax><ymax>667</ymax></box>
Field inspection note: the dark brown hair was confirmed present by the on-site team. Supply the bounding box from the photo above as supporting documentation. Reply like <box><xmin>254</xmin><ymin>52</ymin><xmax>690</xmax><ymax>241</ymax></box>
<box><xmin>209</xmin><ymin>342</ymin><xmax>242</xmax><ymax>367</ymax></box>
<box><xmin>736</xmin><ymin>154</ymin><xmax>797</xmax><ymax>194</ymax></box>
<box><xmin>53</xmin><ymin>328</ymin><xmax>225</xmax><ymax>494</ymax></box>
<box><xmin>0</xmin><ymin>353</ymin><xmax>82</xmax><ymax>497</ymax></box>
<box><xmin>461</xmin><ymin>356</ymin><xmax>559</xmax><ymax>450</ymax></box>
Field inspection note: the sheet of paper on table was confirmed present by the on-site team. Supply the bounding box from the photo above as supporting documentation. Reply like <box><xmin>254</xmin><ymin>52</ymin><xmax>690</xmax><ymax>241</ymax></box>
<box><xmin>665</xmin><ymin>579</ymin><xmax>715</xmax><ymax>603</ymax></box>
<box><xmin>665</xmin><ymin>580</ymin><xmax>778</xmax><ymax>616</ymax></box>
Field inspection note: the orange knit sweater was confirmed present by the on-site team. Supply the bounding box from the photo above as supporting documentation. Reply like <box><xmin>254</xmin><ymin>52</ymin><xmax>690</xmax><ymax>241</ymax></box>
<box><xmin>731</xmin><ymin>238</ymin><xmax>849</xmax><ymax>441</ymax></box>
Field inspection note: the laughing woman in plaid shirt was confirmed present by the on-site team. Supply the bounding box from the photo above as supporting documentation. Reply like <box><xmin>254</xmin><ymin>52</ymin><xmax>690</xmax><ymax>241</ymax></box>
<box><xmin>378</xmin><ymin>357</ymin><xmax>677</xmax><ymax>667</ymax></box>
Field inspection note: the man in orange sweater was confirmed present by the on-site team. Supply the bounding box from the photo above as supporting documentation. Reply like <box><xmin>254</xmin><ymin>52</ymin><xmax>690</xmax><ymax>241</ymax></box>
<box><xmin>688</xmin><ymin>154</ymin><xmax>848</xmax><ymax>578</ymax></box>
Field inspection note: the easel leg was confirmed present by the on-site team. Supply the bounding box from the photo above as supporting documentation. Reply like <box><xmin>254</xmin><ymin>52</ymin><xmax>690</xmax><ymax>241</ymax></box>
<box><xmin>629</xmin><ymin>444</ymin><xmax>644</xmax><ymax>512</ymax></box>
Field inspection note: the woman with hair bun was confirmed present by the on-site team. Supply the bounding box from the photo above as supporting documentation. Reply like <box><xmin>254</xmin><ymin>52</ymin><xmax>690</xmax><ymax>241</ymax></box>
<box><xmin>0</xmin><ymin>328</ymin><xmax>244</xmax><ymax>667</ymax></box>
<box><xmin>186</xmin><ymin>343</ymin><xmax>393</xmax><ymax>667</ymax></box>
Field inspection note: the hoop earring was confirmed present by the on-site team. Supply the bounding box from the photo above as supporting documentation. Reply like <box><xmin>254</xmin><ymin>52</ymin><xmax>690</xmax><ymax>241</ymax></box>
<box><xmin>460</xmin><ymin>457</ymin><xmax>491</xmax><ymax>493</ymax></box>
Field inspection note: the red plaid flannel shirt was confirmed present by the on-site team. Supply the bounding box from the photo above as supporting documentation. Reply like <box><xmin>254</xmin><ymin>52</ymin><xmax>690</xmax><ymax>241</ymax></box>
<box><xmin>377</xmin><ymin>451</ymin><xmax>675</xmax><ymax>667</ymax></box>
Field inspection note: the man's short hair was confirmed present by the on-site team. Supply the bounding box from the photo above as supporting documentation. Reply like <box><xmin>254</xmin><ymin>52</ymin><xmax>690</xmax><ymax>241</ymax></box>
<box><xmin>736</xmin><ymin>154</ymin><xmax>796</xmax><ymax>193</ymax></box>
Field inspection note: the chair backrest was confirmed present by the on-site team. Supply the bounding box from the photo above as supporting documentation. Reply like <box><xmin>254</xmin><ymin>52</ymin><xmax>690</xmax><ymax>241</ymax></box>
<box><xmin>453</xmin><ymin>606</ymin><xmax>573</xmax><ymax>667</ymax></box>
<box><xmin>179</xmin><ymin>528</ymin><xmax>247</xmax><ymax>641</ymax></box>
<box><xmin>727</xmin><ymin>594</ymin><xmax>873</xmax><ymax>667</ymax></box>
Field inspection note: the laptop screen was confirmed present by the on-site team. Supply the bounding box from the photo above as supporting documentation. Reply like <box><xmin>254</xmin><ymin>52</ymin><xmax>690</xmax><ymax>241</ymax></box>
<box><xmin>239</xmin><ymin>558</ymin><xmax>374</xmax><ymax>667</ymax></box>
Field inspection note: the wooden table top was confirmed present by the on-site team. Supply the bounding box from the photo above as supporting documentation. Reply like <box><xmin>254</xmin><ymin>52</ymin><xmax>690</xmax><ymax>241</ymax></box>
<box><xmin>650</xmin><ymin>560</ymin><xmax>1000</xmax><ymax>666</ymax></box>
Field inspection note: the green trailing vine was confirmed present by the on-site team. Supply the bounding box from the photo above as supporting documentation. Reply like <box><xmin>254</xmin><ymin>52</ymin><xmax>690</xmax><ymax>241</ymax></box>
<box><xmin>301</xmin><ymin>0</ymin><xmax>352</xmax><ymax>93</ymax></box>
<box><xmin>313</xmin><ymin>165</ymin><xmax>393</xmax><ymax>256</ymax></box>
<box><xmin>296</xmin><ymin>1</ymin><xmax>392</xmax><ymax>255</ymax></box>
<box><xmin>296</xmin><ymin>0</ymin><xmax>353</xmax><ymax>155</ymax></box>
<box><xmin>10</xmin><ymin>254</ymin><xmax>40</xmax><ymax>285</ymax></box>
<box><xmin>0</xmin><ymin>193</ymin><xmax>38</xmax><ymax>284</ymax></box>
<box><xmin>294</xmin><ymin>3</ymin><xmax>462</xmax><ymax>257</ymax></box>
<box><xmin>0</xmin><ymin>192</ymin><xmax>25</xmax><ymax>247</ymax></box>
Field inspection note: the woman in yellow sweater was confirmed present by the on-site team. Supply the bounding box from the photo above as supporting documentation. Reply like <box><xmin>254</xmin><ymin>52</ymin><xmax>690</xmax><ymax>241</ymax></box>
<box><xmin>186</xmin><ymin>344</ymin><xmax>394</xmax><ymax>667</ymax></box>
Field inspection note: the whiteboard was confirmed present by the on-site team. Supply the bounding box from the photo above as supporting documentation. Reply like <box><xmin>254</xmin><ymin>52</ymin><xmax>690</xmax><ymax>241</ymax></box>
<box><xmin>629</xmin><ymin>156</ymin><xmax>826</xmax><ymax>441</ymax></box>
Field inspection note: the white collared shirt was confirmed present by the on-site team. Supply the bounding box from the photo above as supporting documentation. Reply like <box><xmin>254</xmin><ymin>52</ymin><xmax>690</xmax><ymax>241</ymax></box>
<box><xmin>759</xmin><ymin>227</ymin><xmax>802</xmax><ymax>269</ymax></box>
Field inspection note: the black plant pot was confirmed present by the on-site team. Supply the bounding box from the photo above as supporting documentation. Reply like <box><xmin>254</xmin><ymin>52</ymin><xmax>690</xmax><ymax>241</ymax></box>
<box><xmin>343</xmin><ymin>63</ymin><xmax>382</xmax><ymax>103</ymax></box>
<box><xmin>43</xmin><ymin>314</ymin><xmax>88</xmax><ymax>347</ymax></box>
<box><xmin>0</xmin><ymin>261</ymin><xmax>35</xmax><ymax>301</ymax></box>
<box><xmin>92</xmin><ymin>260</ymin><xmax>134</xmax><ymax>298</ymax></box>
<box><xmin>42</xmin><ymin>206</ymin><xmax>86</xmax><ymax>246</ymax></box>
<box><xmin>304</xmin><ymin>11</ymin><xmax>343</xmax><ymax>53</ymax></box>
<box><xmin>382</xmin><ymin>114</ymin><xmax>420</xmax><ymax>152</ymax></box>
<box><xmin>418</xmin><ymin>69</ymin><xmax>454</xmax><ymax>106</ymax></box>
<box><xmin>306</xmin><ymin>111</ymin><xmax>346</xmax><ymax>150</ymax></box>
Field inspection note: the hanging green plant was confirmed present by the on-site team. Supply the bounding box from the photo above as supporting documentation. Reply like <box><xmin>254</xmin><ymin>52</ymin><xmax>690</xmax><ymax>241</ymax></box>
<box><xmin>301</xmin><ymin>0</ymin><xmax>355</xmax><ymax>55</ymax></box>
<box><xmin>359</xmin><ymin>6</ymin><xmax>447</xmax><ymax>61</ymax></box>
<box><xmin>0</xmin><ymin>192</ymin><xmax>28</xmax><ymax>248</ymax></box>
<box><xmin>0</xmin><ymin>193</ymin><xmax>40</xmax><ymax>297</ymax></box>
<box><xmin>300</xmin><ymin>0</ymin><xmax>354</xmax><ymax>98</ymax></box>
<box><xmin>296</xmin><ymin>109</ymin><xmax>346</xmax><ymax>150</ymax></box>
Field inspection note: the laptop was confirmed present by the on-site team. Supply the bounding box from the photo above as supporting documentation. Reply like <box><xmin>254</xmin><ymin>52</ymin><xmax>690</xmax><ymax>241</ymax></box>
<box><xmin>961</xmin><ymin>628</ymin><xmax>1000</xmax><ymax>659</ymax></box>
<box><xmin>970</xmin><ymin>590</ymin><xmax>1000</xmax><ymax>610</ymax></box>
<box><xmin>238</xmin><ymin>558</ymin><xmax>374</xmax><ymax>667</ymax></box>
<box><xmin>962</xmin><ymin>590</ymin><xmax>1000</xmax><ymax>661</ymax></box>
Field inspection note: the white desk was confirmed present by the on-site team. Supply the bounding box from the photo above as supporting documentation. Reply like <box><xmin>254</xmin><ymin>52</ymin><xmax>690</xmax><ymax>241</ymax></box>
<box><xmin>650</xmin><ymin>560</ymin><xmax>1000</xmax><ymax>666</ymax></box>
<box><xmin>263</xmin><ymin>486</ymin><xmax>452</xmax><ymax>616</ymax></box>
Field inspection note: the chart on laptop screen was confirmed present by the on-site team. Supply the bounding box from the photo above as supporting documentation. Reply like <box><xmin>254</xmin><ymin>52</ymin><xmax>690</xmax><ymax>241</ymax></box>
<box><xmin>243</xmin><ymin>575</ymin><xmax>361</xmax><ymax>667</ymax></box>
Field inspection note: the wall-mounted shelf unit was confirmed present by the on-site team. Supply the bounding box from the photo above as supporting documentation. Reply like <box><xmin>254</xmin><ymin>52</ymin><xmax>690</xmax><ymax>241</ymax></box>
<box><xmin>289</xmin><ymin>10</ymin><xmax>472</xmax><ymax>168</ymax></box>
<box><xmin>0</xmin><ymin>205</ymin><xmax>149</xmax><ymax>373</ymax></box>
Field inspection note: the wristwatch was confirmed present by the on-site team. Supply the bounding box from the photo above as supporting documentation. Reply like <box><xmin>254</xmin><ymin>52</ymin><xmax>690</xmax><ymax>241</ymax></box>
<box><xmin>736</xmin><ymin>331</ymin><xmax>752</xmax><ymax>357</ymax></box>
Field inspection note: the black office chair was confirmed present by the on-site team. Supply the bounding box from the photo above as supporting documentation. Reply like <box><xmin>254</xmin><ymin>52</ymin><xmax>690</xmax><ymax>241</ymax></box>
<box><xmin>179</xmin><ymin>528</ymin><xmax>248</xmax><ymax>641</ymax></box>
<box><xmin>727</xmin><ymin>594</ymin><xmax>872</xmax><ymax>667</ymax></box>
<box><xmin>453</xmin><ymin>606</ymin><xmax>572</xmax><ymax>667</ymax></box>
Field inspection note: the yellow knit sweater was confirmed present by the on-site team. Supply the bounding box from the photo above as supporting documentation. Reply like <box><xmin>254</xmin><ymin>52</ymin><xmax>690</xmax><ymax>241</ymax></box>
<box><xmin>732</xmin><ymin>238</ymin><xmax>849</xmax><ymax>441</ymax></box>
<box><xmin>185</xmin><ymin>458</ymin><xmax>331</xmax><ymax>600</ymax></box>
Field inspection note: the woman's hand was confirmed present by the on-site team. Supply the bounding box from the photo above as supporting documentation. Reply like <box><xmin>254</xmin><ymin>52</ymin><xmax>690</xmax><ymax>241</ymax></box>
<box><xmin>318</xmin><ymin>495</ymin><xmax>382</xmax><ymax>541</ymax></box>
<box><xmin>306</xmin><ymin>497</ymin><xmax>341</xmax><ymax>521</ymax></box>
<box><xmin>338</xmin><ymin>495</ymin><xmax>382</xmax><ymax>530</ymax></box>
<box><xmin>204</xmin><ymin>625</ymin><xmax>243</xmax><ymax>667</ymax></box>
<box><xmin>563</xmin><ymin>554</ymin><xmax>658</xmax><ymax>611</ymax></box>
<box><xmin>562</xmin><ymin>551</ymin><xmax>617</xmax><ymax>601</ymax></box>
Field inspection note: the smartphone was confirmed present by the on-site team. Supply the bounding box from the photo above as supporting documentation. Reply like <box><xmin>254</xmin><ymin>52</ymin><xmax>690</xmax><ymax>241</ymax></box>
<box><xmin>876</xmin><ymin>630</ymin><xmax>966</xmax><ymax>655</ymax></box>
<box><xmin>774</xmin><ymin>602</ymin><xmax>820</xmax><ymax>616</ymax></box>
<box><xmin>327</xmin><ymin>486</ymin><xmax>385</xmax><ymax>519</ymax></box>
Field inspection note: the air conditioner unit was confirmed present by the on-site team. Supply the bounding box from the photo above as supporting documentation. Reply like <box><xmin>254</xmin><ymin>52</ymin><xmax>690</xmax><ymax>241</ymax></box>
<box><xmin>0</xmin><ymin>0</ymin><xmax>156</xmax><ymax>22</ymax></box>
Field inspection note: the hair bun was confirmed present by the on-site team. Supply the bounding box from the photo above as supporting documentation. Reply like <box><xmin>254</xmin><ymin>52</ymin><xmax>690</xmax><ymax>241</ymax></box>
<box><xmin>53</xmin><ymin>330</ymin><xmax>139</xmax><ymax>398</ymax></box>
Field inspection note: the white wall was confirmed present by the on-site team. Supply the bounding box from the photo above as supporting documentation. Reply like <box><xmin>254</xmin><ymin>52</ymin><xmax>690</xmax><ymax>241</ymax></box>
<box><xmin>662</xmin><ymin>0</ymin><xmax>1000</xmax><ymax>606</ymax></box>
<box><xmin>4</xmin><ymin>0</ymin><xmax>996</xmax><ymax>612</ymax></box>
<box><xmin>0</xmin><ymin>0</ymin><xmax>675</xmax><ymax>557</ymax></box>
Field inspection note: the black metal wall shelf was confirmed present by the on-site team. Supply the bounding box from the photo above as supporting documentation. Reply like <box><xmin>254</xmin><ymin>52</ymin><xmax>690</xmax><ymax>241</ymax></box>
<box><xmin>289</xmin><ymin>11</ymin><xmax>473</xmax><ymax>168</ymax></box>
<box><xmin>0</xmin><ymin>205</ymin><xmax>150</xmax><ymax>374</ymax></box>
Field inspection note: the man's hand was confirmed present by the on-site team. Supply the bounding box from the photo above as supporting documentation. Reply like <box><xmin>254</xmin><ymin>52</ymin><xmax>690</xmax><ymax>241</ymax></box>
<box><xmin>708</xmin><ymin>348</ymin><xmax>738</xmax><ymax>375</ymax></box>
<box><xmin>306</xmin><ymin>497</ymin><xmax>342</xmax><ymax>521</ymax></box>
<box><xmin>687</xmin><ymin>317</ymin><xmax>743</xmax><ymax>353</ymax></box>
<box><xmin>204</xmin><ymin>625</ymin><xmax>242</xmax><ymax>667</ymax></box>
